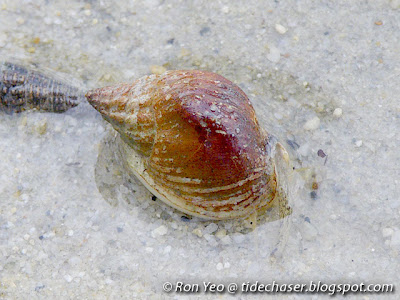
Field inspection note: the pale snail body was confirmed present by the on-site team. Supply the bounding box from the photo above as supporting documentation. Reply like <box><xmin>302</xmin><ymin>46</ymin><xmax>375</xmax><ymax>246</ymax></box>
<box><xmin>86</xmin><ymin>70</ymin><xmax>289</xmax><ymax>220</ymax></box>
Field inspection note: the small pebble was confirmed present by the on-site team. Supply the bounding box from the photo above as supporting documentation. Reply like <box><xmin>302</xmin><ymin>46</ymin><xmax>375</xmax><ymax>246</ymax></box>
<box><xmin>180</xmin><ymin>215</ymin><xmax>191</xmax><ymax>222</ymax></box>
<box><xmin>68</xmin><ymin>256</ymin><xmax>82</xmax><ymax>266</ymax></box>
<box><xmin>150</xmin><ymin>65</ymin><xmax>167</xmax><ymax>75</ymax></box>
<box><xmin>390</xmin><ymin>231</ymin><xmax>400</xmax><ymax>249</ymax></box>
<box><xmin>204</xmin><ymin>223</ymin><xmax>218</xmax><ymax>234</ymax></box>
<box><xmin>310</xmin><ymin>191</ymin><xmax>317</xmax><ymax>199</ymax></box>
<box><xmin>220</xmin><ymin>235</ymin><xmax>232</xmax><ymax>245</ymax></box>
<box><xmin>317</xmin><ymin>149</ymin><xmax>326</xmax><ymax>158</ymax></box>
<box><xmin>102</xmin><ymin>74</ymin><xmax>111</xmax><ymax>81</ymax></box>
<box><xmin>35</xmin><ymin>119</ymin><xmax>48</xmax><ymax>135</ymax></box>
<box><xmin>199</xmin><ymin>26</ymin><xmax>211</xmax><ymax>36</ymax></box>
<box><xmin>216</xmin><ymin>263</ymin><xmax>223</xmax><ymax>271</ymax></box>
<box><xmin>204</xmin><ymin>234</ymin><xmax>218</xmax><ymax>246</ymax></box>
<box><xmin>35</xmin><ymin>284</ymin><xmax>45</xmax><ymax>292</ymax></box>
<box><xmin>192</xmin><ymin>228</ymin><xmax>203</xmax><ymax>237</ymax></box>
<box><xmin>215</xmin><ymin>229</ymin><xmax>227</xmax><ymax>239</ymax></box>
<box><xmin>221</xmin><ymin>6</ymin><xmax>230</xmax><ymax>13</ymax></box>
<box><xmin>64</xmin><ymin>274</ymin><xmax>73</xmax><ymax>283</ymax></box>
<box><xmin>382</xmin><ymin>227</ymin><xmax>394</xmax><ymax>238</ymax></box>
<box><xmin>180</xmin><ymin>48</ymin><xmax>190</xmax><ymax>57</ymax></box>
<box><xmin>355</xmin><ymin>140</ymin><xmax>363</xmax><ymax>147</ymax></box>
<box><xmin>333</xmin><ymin>107</ymin><xmax>343</xmax><ymax>117</ymax></box>
<box><xmin>224</xmin><ymin>262</ymin><xmax>230</xmax><ymax>269</ymax></box>
<box><xmin>267</xmin><ymin>46</ymin><xmax>281</xmax><ymax>63</ymax></box>
<box><xmin>152</xmin><ymin>225</ymin><xmax>168</xmax><ymax>236</ymax></box>
<box><xmin>275</xmin><ymin>24</ymin><xmax>288</xmax><ymax>34</ymax></box>
<box><xmin>145</xmin><ymin>247</ymin><xmax>153</xmax><ymax>253</ymax></box>
<box><xmin>16</xmin><ymin>17</ymin><xmax>25</xmax><ymax>25</ymax></box>
<box><xmin>303</xmin><ymin>117</ymin><xmax>320</xmax><ymax>131</ymax></box>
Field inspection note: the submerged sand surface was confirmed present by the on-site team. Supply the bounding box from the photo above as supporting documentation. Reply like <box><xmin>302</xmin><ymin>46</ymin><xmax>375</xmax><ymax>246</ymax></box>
<box><xmin>0</xmin><ymin>0</ymin><xmax>399</xmax><ymax>298</ymax></box>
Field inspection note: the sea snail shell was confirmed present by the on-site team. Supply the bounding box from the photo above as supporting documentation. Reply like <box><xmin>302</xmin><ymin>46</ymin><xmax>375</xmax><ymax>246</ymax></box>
<box><xmin>86</xmin><ymin>70</ymin><xmax>289</xmax><ymax>220</ymax></box>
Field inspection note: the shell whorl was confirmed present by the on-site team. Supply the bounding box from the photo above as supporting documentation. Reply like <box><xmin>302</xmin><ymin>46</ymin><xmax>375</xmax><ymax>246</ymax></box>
<box><xmin>0</xmin><ymin>62</ymin><xmax>81</xmax><ymax>113</ymax></box>
<box><xmin>86</xmin><ymin>70</ymin><xmax>279</xmax><ymax>219</ymax></box>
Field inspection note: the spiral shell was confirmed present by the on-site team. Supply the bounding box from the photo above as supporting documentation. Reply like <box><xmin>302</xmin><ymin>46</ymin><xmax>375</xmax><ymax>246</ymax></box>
<box><xmin>86</xmin><ymin>70</ymin><xmax>289</xmax><ymax>220</ymax></box>
<box><xmin>0</xmin><ymin>62</ymin><xmax>81</xmax><ymax>113</ymax></box>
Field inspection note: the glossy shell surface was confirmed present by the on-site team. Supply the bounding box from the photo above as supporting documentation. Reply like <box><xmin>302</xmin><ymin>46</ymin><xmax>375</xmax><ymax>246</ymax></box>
<box><xmin>86</xmin><ymin>70</ymin><xmax>287</xmax><ymax>220</ymax></box>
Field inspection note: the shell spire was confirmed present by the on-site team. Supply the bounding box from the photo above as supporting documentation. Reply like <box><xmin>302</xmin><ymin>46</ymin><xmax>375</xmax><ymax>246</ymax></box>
<box><xmin>1</xmin><ymin>62</ymin><xmax>82</xmax><ymax>113</ymax></box>
<box><xmin>86</xmin><ymin>76</ymin><xmax>157</xmax><ymax>156</ymax></box>
<box><xmin>86</xmin><ymin>70</ymin><xmax>285</xmax><ymax>220</ymax></box>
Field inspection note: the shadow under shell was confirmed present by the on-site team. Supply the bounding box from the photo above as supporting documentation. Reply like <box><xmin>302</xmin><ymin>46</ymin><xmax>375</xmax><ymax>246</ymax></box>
<box><xmin>94</xmin><ymin>130</ymin><xmax>294</xmax><ymax>258</ymax></box>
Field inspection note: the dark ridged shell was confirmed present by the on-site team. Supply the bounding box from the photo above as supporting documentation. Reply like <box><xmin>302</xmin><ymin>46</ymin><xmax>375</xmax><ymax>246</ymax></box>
<box><xmin>0</xmin><ymin>62</ymin><xmax>81</xmax><ymax>113</ymax></box>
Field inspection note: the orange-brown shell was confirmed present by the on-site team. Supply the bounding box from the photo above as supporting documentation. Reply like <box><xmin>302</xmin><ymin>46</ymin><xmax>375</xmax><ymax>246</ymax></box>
<box><xmin>86</xmin><ymin>70</ymin><xmax>280</xmax><ymax>219</ymax></box>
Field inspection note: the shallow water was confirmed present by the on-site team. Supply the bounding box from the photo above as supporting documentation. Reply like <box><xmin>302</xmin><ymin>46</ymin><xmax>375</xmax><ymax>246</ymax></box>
<box><xmin>0</xmin><ymin>0</ymin><xmax>399</xmax><ymax>299</ymax></box>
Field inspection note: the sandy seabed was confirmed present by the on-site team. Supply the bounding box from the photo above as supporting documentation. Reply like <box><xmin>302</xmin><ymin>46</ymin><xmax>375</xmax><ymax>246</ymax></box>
<box><xmin>0</xmin><ymin>0</ymin><xmax>399</xmax><ymax>299</ymax></box>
